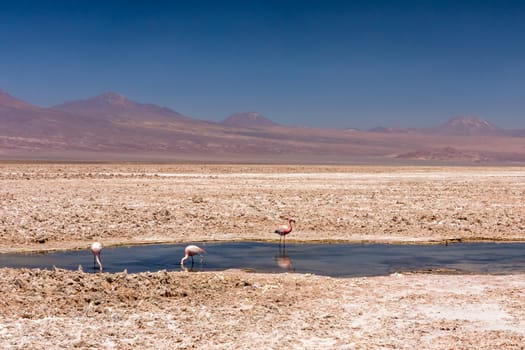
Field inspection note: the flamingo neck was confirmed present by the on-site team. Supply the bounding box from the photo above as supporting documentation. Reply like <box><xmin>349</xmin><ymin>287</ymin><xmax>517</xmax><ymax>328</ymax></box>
<box><xmin>95</xmin><ymin>255</ymin><xmax>103</xmax><ymax>271</ymax></box>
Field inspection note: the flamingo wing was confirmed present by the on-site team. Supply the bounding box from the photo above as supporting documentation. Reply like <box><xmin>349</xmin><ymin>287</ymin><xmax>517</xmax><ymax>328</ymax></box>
<box><xmin>276</xmin><ymin>224</ymin><xmax>294</xmax><ymax>235</ymax></box>
<box><xmin>185</xmin><ymin>245</ymin><xmax>206</xmax><ymax>256</ymax></box>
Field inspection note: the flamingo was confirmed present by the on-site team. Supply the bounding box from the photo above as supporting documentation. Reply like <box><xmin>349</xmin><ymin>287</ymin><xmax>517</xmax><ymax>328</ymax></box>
<box><xmin>274</xmin><ymin>218</ymin><xmax>296</xmax><ymax>245</ymax></box>
<box><xmin>180</xmin><ymin>245</ymin><xmax>206</xmax><ymax>266</ymax></box>
<box><xmin>90</xmin><ymin>241</ymin><xmax>103</xmax><ymax>272</ymax></box>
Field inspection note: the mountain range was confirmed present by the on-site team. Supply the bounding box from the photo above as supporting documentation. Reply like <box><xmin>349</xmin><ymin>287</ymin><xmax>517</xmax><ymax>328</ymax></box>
<box><xmin>1</xmin><ymin>89</ymin><xmax>525</xmax><ymax>163</ymax></box>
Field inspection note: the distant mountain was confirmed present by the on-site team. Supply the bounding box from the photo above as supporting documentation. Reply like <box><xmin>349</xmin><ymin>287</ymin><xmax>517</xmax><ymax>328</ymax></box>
<box><xmin>429</xmin><ymin>116</ymin><xmax>501</xmax><ymax>136</ymax></box>
<box><xmin>343</xmin><ymin>127</ymin><xmax>361</xmax><ymax>132</ymax></box>
<box><xmin>53</xmin><ymin>92</ymin><xmax>196</xmax><ymax>124</ymax></box>
<box><xmin>220</xmin><ymin>112</ymin><xmax>278</xmax><ymax>128</ymax></box>
<box><xmin>2</xmin><ymin>88</ymin><xmax>525</xmax><ymax>163</ymax></box>
<box><xmin>506</xmin><ymin>129</ymin><xmax>525</xmax><ymax>137</ymax></box>
<box><xmin>0</xmin><ymin>91</ymin><xmax>120</xmax><ymax>152</ymax></box>
<box><xmin>396</xmin><ymin>147</ymin><xmax>490</xmax><ymax>162</ymax></box>
<box><xmin>369</xmin><ymin>117</ymin><xmax>500</xmax><ymax>136</ymax></box>
<box><xmin>369</xmin><ymin>126</ymin><xmax>416</xmax><ymax>134</ymax></box>
<box><xmin>0</xmin><ymin>90</ymin><xmax>218</xmax><ymax>154</ymax></box>
<box><xmin>0</xmin><ymin>89</ymin><xmax>40</xmax><ymax>111</ymax></box>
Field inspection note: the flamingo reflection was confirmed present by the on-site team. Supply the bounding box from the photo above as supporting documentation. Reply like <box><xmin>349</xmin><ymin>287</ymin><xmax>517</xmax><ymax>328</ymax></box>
<box><xmin>275</xmin><ymin>243</ymin><xmax>295</xmax><ymax>272</ymax></box>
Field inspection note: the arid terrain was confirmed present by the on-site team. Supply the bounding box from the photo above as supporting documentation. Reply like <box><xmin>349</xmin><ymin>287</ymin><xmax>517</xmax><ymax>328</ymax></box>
<box><xmin>3</xmin><ymin>89</ymin><xmax>525</xmax><ymax>163</ymax></box>
<box><xmin>1</xmin><ymin>163</ymin><xmax>525</xmax><ymax>349</ymax></box>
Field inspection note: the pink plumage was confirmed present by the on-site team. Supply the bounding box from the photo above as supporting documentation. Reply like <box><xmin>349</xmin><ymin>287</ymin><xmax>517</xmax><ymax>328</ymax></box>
<box><xmin>275</xmin><ymin>218</ymin><xmax>296</xmax><ymax>243</ymax></box>
<box><xmin>89</xmin><ymin>241</ymin><xmax>103</xmax><ymax>272</ymax></box>
<box><xmin>180</xmin><ymin>245</ymin><xmax>206</xmax><ymax>266</ymax></box>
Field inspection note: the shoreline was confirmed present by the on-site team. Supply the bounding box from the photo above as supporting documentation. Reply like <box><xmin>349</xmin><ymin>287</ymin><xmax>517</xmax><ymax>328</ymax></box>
<box><xmin>2</xmin><ymin>236</ymin><xmax>525</xmax><ymax>255</ymax></box>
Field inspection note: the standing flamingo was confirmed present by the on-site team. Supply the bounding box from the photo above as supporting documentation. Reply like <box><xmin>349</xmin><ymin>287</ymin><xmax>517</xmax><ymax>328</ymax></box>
<box><xmin>180</xmin><ymin>245</ymin><xmax>206</xmax><ymax>266</ymax></box>
<box><xmin>274</xmin><ymin>218</ymin><xmax>296</xmax><ymax>245</ymax></box>
<box><xmin>90</xmin><ymin>241</ymin><xmax>103</xmax><ymax>272</ymax></box>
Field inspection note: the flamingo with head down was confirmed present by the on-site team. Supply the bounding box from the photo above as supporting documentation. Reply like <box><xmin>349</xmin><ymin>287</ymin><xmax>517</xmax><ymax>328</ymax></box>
<box><xmin>90</xmin><ymin>241</ymin><xmax>103</xmax><ymax>272</ymax></box>
<box><xmin>180</xmin><ymin>245</ymin><xmax>206</xmax><ymax>267</ymax></box>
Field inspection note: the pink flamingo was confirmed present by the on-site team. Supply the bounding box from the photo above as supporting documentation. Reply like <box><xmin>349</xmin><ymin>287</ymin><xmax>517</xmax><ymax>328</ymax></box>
<box><xmin>90</xmin><ymin>241</ymin><xmax>103</xmax><ymax>272</ymax></box>
<box><xmin>180</xmin><ymin>245</ymin><xmax>206</xmax><ymax>266</ymax></box>
<box><xmin>274</xmin><ymin>218</ymin><xmax>296</xmax><ymax>244</ymax></box>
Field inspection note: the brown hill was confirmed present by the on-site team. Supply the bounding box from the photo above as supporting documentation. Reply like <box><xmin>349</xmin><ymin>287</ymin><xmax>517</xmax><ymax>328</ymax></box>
<box><xmin>0</xmin><ymin>89</ymin><xmax>39</xmax><ymax>110</ymax></box>
<box><xmin>221</xmin><ymin>112</ymin><xmax>278</xmax><ymax>128</ymax></box>
<box><xmin>369</xmin><ymin>126</ymin><xmax>417</xmax><ymax>134</ymax></box>
<box><xmin>0</xmin><ymin>90</ymin><xmax>117</xmax><ymax>152</ymax></box>
<box><xmin>53</xmin><ymin>92</ymin><xmax>197</xmax><ymax>124</ymax></box>
<box><xmin>1</xmin><ymin>90</ymin><xmax>525</xmax><ymax>163</ymax></box>
<box><xmin>428</xmin><ymin>116</ymin><xmax>501</xmax><ymax>136</ymax></box>
<box><xmin>396</xmin><ymin>146</ymin><xmax>489</xmax><ymax>162</ymax></box>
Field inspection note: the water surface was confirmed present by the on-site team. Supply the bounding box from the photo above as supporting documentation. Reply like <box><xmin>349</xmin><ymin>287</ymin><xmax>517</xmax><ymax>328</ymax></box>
<box><xmin>0</xmin><ymin>242</ymin><xmax>524</xmax><ymax>277</ymax></box>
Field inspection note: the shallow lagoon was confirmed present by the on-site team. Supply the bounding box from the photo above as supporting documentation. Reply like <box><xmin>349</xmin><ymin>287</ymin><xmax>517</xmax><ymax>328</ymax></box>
<box><xmin>1</xmin><ymin>241</ymin><xmax>524</xmax><ymax>277</ymax></box>
<box><xmin>0</xmin><ymin>242</ymin><xmax>525</xmax><ymax>277</ymax></box>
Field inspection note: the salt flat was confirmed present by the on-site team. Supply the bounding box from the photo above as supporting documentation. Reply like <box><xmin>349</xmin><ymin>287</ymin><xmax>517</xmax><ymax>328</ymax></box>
<box><xmin>0</xmin><ymin>163</ymin><xmax>524</xmax><ymax>349</ymax></box>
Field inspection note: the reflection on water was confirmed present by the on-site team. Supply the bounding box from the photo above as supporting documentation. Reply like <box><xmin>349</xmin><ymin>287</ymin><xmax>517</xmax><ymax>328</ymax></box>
<box><xmin>0</xmin><ymin>242</ymin><xmax>524</xmax><ymax>277</ymax></box>
<box><xmin>180</xmin><ymin>256</ymin><xmax>206</xmax><ymax>273</ymax></box>
<box><xmin>275</xmin><ymin>242</ymin><xmax>294</xmax><ymax>272</ymax></box>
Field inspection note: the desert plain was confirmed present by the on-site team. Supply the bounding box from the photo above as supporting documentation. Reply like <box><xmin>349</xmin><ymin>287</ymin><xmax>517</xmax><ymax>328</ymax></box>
<box><xmin>0</xmin><ymin>163</ymin><xmax>524</xmax><ymax>349</ymax></box>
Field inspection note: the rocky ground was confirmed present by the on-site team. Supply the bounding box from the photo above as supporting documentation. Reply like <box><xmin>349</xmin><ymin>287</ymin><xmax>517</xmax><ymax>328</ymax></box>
<box><xmin>1</xmin><ymin>163</ymin><xmax>524</xmax><ymax>349</ymax></box>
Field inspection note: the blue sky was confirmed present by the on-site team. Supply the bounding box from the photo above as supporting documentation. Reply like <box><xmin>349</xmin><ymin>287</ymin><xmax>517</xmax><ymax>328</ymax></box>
<box><xmin>1</xmin><ymin>0</ymin><xmax>525</xmax><ymax>129</ymax></box>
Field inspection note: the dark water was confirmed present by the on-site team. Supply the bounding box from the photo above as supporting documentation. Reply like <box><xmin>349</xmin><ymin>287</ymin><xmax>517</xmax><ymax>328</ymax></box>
<box><xmin>1</xmin><ymin>242</ymin><xmax>524</xmax><ymax>277</ymax></box>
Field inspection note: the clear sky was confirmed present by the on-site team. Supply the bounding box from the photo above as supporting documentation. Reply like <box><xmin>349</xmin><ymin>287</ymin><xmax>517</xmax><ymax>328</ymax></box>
<box><xmin>1</xmin><ymin>0</ymin><xmax>524</xmax><ymax>129</ymax></box>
